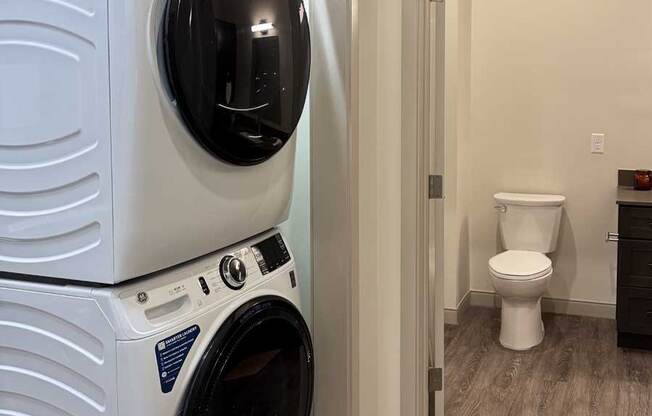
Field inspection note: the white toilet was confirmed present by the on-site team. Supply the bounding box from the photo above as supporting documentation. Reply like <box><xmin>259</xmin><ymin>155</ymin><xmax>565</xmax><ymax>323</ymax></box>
<box><xmin>489</xmin><ymin>192</ymin><xmax>566</xmax><ymax>351</ymax></box>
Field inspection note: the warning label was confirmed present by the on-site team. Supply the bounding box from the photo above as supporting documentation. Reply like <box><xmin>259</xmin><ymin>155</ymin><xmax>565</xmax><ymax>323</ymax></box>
<box><xmin>154</xmin><ymin>325</ymin><xmax>200</xmax><ymax>393</ymax></box>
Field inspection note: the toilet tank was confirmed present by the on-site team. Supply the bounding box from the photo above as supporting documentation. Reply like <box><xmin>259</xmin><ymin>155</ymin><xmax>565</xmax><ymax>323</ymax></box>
<box><xmin>495</xmin><ymin>193</ymin><xmax>566</xmax><ymax>254</ymax></box>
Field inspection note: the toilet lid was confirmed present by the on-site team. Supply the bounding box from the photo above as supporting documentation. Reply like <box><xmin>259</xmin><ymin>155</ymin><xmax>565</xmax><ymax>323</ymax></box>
<box><xmin>489</xmin><ymin>250</ymin><xmax>552</xmax><ymax>281</ymax></box>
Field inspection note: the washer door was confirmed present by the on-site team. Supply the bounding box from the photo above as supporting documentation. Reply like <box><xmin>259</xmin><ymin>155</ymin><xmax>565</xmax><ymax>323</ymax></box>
<box><xmin>163</xmin><ymin>0</ymin><xmax>311</xmax><ymax>166</ymax></box>
<box><xmin>183</xmin><ymin>297</ymin><xmax>313</xmax><ymax>416</ymax></box>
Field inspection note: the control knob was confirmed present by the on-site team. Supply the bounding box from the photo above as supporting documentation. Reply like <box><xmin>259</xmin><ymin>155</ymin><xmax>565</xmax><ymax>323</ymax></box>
<box><xmin>220</xmin><ymin>255</ymin><xmax>247</xmax><ymax>290</ymax></box>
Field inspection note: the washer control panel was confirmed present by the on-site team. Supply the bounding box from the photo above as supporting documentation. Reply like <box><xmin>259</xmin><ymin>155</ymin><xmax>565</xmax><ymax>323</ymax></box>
<box><xmin>251</xmin><ymin>233</ymin><xmax>291</xmax><ymax>275</ymax></box>
<box><xmin>115</xmin><ymin>230</ymin><xmax>293</xmax><ymax>335</ymax></box>
<box><xmin>197</xmin><ymin>247</ymin><xmax>258</xmax><ymax>296</ymax></box>
<box><xmin>198</xmin><ymin>276</ymin><xmax>210</xmax><ymax>295</ymax></box>
<box><xmin>219</xmin><ymin>255</ymin><xmax>248</xmax><ymax>290</ymax></box>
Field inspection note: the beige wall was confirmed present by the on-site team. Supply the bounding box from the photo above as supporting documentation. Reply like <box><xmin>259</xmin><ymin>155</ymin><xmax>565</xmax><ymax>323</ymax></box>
<box><xmin>444</xmin><ymin>0</ymin><xmax>473</xmax><ymax>310</ymax></box>
<box><xmin>467</xmin><ymin>0</ymin><xmax>652</xmax><ymax>303</ymax></box>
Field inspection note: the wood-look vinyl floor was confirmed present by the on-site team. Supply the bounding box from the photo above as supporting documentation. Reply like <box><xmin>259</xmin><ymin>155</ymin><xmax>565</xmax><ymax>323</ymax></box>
<box><xmin>444</xmin><ymin>307</ymin><xmax>652</xmax><ymax>416</ymax></box>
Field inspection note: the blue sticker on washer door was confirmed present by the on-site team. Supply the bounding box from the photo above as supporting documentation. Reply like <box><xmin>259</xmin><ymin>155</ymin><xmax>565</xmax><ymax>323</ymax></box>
<box><xmin>155</xmin><ymin>325</ymin><xmax>200</xmax><ymax>393</ymax></box>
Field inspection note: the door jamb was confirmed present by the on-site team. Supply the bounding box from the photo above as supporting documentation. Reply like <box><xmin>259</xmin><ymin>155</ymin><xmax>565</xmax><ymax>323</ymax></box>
<box><xmin>428</xmin><ymin>2</ymin><xmax>446</xmax><ymax>415</ymax></box>
<box><xmin>402</xmin><ymin>0</ymin><xmax>432</xmax><ymax>414</ymax></box>
<box><xmin>310</xmin><ymin>0</ymin><xmax>438</xmax><ymax>414</ymax></box>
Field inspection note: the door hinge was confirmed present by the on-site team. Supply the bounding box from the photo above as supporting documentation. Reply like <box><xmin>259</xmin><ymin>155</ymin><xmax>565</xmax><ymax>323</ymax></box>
<box><xmin>428</xmin><ymin>175</ymin><xmax>443</xmax><ymax>200</ymax></box>
<box><xmin>429</xmin><ymin>367</ymin><xmax>443</xmax><ymax>392</ymax></box>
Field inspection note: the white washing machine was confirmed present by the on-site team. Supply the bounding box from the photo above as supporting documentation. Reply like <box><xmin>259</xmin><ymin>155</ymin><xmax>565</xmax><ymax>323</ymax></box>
<box><xmin>0</xmin><ymin>229</ymin><xmax>314</xmax><ymax>416</ymax></box>
<box><xmin>0</xmin><ymin>0</ymin><xmax>310</xmax><ymax>284</ymax></box>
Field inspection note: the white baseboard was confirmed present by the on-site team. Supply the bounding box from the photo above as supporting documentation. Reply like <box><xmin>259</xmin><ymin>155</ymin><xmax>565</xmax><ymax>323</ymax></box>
<box><xmin>468</xmin><ymin>291</ymin><xmax>499</xmax><ymax>309</ymax></box>
<box><xmin>444</xmin><ymin>309</ymin><xmax>458</xmax><ymax>325</ymax></box>
<box><xmin>468</xmin><ymin>290</ymin><xmax>616</xmax><ymax>320</ymax></box>
<box><xmin>444</xmin><ymin>291</ymin><xmax>471</xmax><ymax>325</ymax></box>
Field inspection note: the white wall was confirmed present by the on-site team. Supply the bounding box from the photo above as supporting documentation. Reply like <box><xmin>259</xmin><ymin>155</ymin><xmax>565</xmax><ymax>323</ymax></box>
<box><xmin>279</xmin><ymin>99</ymin><xmax>311</xmax><ymax>324</ymax></box>
<box><xmin>280</xmin><ymin>1</ymin><xmax>312</xmax><ymax>325</ymax></box>
<box><xmin>467</xmin><ymin>0</ymin><xmax>652</xmax><ymax>304</ymax></box>
<box><xmin>310</xmin><ymin>0</ymin><xmax>354</xmax><ymax>413</ymax></box>
<box><xmin>443</xmin><ymin>0</ymin><xmax>473</xmax><ymax>311</ymax></box>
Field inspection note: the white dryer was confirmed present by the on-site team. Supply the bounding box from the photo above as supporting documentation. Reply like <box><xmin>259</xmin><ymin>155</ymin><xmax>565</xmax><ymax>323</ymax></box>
<box><xmin>0</xmin><ymin>0</ymin><xmax>310</xmax><ymax>284</ymax></box>
<box><xmin>0</xmin><ymin>229</ymin><xmax>314</xmax><ymax>416</ymax></box>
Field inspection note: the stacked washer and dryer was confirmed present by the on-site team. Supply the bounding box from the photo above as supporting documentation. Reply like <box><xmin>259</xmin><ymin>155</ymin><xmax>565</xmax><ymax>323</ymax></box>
<box><xmin>0</xmin><ymin>0</ymin><xmax>313</xmax><ymax>415</ymax></box>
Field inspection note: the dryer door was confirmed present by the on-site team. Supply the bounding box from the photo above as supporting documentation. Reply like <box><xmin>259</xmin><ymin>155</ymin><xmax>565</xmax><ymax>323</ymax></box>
<box><xmin>183</xmin><ymin>297</ymin><xmax>313</xmax><ymax>416</ymax></box>
<box><xmin>163</xmin><ymin>0</ymin><xmax>311</xmax><ymax>166</ymax></box>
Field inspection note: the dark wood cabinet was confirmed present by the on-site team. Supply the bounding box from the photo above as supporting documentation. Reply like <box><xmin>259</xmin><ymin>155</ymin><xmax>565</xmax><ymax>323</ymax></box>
<box><xmin>617</xmin><ymin>239</ymin><xmax>652</xmax><ymax>288</ymax></box>
<box><xmin>617</xmin><ymin>287</ymin><xmax>652</xmax><ymax>335</ymax></box>
<box><xmin>617</xmin><ymin>204</ymin><xmax>652</xmax><ymax>349</ymax></box>
<box><xmin>619</xmin><ymin>206</ymin><xmax>652</xmax><ymax>240</ymax></box>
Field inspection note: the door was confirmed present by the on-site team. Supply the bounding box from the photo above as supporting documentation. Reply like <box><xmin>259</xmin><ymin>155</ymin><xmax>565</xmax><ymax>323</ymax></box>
<box><xmin>183</xmin><ymin>297</ymin><xmax>314</xmax><ymax>415</ymax></box>
<box><xmin>162</xmin><ymin>0</ymin><xmax>311</xmax><ymax>166</ymax></box>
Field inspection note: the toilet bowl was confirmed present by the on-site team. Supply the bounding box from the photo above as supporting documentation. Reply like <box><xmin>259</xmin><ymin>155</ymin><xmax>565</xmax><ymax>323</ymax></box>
<box><xmin>490</xmin><ymin>192</ymin><xmax>565</xmax><ymax>351</ymax></box>
<box><xmin>489</xmin><ymin>250</ymin><xmax>553</xmax><ymax>350</ymax></box>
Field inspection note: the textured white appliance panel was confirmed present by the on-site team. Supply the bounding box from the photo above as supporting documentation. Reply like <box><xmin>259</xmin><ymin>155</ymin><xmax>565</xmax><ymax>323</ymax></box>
<box><xmin>0</xmin><ymin>287</ymin><xmax>118</xmax><ymax>416</ymax></box>
<box><xmin>0</xmin><ymin>0</ymin><xmax>113</xmax><ymax>281</ymax></box>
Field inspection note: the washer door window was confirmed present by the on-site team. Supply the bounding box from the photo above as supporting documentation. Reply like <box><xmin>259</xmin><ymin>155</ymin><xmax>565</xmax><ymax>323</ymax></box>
<box><xmin>183</xmin><ymin>297</ymin><xmax>314</xmax><ymax>416</ymax></box>
<box><xmin>163</xmin><ymin>0</ymin><xmax>311</xmax><ymax>166</ymax></box>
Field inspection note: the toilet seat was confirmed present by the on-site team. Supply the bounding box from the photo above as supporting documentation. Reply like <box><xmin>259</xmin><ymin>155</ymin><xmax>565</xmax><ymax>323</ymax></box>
<box><xmin>489</xmin><ymin>250</ymin><xmax>552</xmax><ymax>281</ymax></box>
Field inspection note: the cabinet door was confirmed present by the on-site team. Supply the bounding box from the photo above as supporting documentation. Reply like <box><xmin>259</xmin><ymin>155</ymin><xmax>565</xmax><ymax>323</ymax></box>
<box><xmin>617</xmin><ymin>286</ymin><xmax>652</xmax><ymax>335</ymax></box>
<box><xmin>618</xmin><ymin>240</ymin><xmax>652</xmax><ymax>288</ymax></box>
<box><xmin>619</xmin><ymin>206</ymin><xmax>652</xmax><ymax>240</ymax></box>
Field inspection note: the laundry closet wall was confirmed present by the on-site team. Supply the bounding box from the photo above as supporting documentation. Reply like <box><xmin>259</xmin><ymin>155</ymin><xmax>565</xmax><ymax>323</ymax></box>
<box><xmin>280</xmin><ymin>98</ymin><xmax>312</xmax><ymax>325</ymax></box>
<box><xmin>279</xmin><ymin>1</ymin><xmax>312</xmax><ymax>326</ymax></box>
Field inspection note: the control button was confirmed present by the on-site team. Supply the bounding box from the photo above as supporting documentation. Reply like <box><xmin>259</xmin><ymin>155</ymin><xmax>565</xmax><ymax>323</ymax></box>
<box><xmin>198</xmin><ymin>276</ymin><xmax>210</xmax><ymax>295</ymax></box>
<box><xmin>136</xmin><ymin>292</ymin><xmax>149</xmax><ymax>304</ymax></box>
<box><xmin>220</xmin><ymin>255</ymin><xmax>247</xmax><ymax>290</ymax></box>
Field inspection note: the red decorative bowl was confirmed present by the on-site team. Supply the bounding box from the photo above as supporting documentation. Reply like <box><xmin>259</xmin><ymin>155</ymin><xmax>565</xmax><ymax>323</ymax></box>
<box><xmin>634</xmin><ymin>170</ymin><xmax>652</xmax><ymax>191</ymax></box>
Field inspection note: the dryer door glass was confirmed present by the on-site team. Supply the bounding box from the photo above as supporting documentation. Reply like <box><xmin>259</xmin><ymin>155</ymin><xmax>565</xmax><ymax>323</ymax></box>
<box><xmin>183</xmin><ymin>297</ymin><xmax>313</xmax><ymax>416</ymax></box>
<box><xmin>163</xmin><ymin>0</ymin><xmax>311</xmax><ymax>166</ymax></box>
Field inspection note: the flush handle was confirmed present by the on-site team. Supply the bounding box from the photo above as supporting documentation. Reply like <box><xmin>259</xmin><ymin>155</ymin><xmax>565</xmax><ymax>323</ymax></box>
<box><xmin>494</xmin><ymin>205</ymin><xmax>507</xmax><ymax>213</ymax></box>
<box><xmin>646</xmin><ymin>311</ymin><xmax>652</xmax><ymax>318</ymax></box>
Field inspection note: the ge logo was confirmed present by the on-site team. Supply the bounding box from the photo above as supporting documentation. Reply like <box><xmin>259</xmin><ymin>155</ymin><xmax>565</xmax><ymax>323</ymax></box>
<box><xmin>137</xmin><ymin>292</ymin><xmax>149</xmax><ymax>304</ymax></box>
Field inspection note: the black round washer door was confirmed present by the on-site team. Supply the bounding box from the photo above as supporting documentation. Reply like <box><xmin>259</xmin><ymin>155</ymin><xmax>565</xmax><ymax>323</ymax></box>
<box><xmin>183</xmin><ymin>297</ymin><xmax>314</xmax><ymax>416</ymax></box>
<box><xmin>164</xmin><ymin>0</ymin><xmax>311</xmax><ymax>166</ymax></box>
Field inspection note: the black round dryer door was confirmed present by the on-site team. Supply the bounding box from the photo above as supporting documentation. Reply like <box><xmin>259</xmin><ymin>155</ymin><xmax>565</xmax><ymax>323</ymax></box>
<box><xmin>163</xmin><ymin>0</ymin><xmax>311</xmax><ymax>166</ymax></box>
<box><xmin>183</xmin><ymin>297</ymin><xmax>314</xmax><ymax>416</ymax></box>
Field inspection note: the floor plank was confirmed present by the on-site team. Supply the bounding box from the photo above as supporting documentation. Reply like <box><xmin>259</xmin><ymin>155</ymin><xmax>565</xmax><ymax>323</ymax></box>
<box><xmin>445</xmin><ymin>307</ymin><xmax>652</xmax><ymax>416</ymax></box>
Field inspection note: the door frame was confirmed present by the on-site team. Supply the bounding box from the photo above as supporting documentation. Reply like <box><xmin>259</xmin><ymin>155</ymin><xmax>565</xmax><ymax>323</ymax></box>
<box><xmin>402</xmin><ymin>0</ymin><xmax>433</xmax><ymax>414</ymax></box>
<box><xmin>310</xmin><ymin>0</ymin><xmax>439</xmax><ymax>414</ymax></box>
<box><xmin>429</xmin><ymin>3</ymin><xmax>447</xmax><ymax>415</ymax></box>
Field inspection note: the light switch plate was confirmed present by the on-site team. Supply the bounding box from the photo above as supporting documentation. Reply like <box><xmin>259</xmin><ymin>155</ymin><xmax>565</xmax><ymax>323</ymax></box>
<box><xmin>591</xmin><ymin>133</ymin><xmax>605</xmax><ymax>154</ymax></box>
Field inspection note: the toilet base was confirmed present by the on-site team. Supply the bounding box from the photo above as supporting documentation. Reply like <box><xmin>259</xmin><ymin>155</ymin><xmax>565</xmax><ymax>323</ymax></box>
<box><xmin>499</xmin><ymin>297</ymin><xmax>545</xmax><ymax>351</ymax></box>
